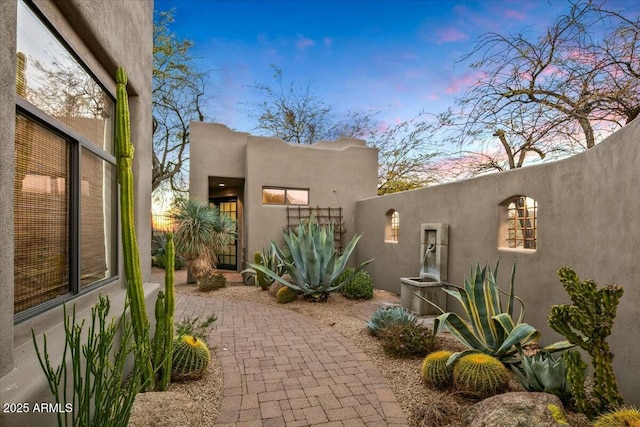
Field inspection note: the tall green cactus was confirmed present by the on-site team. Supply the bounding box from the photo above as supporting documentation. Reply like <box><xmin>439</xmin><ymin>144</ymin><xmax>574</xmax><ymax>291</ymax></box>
<box><xmin>254</xmin><ymin>251</ymin><xmax>268</xmax><ymax>290</ymax></box>
<box><xmin>548</xmin><ymin>266</ymin><xmax>624</xmax><ymax>418</ymax></box>
<box><xmin>160</xmin><ymin>232</ymin><xmax>176</xmax><ymax>390</ymax></box>
<box><xmin>115</xmin><ymin>67</ymin><xmax>154</xmax><ymax>388</ymax></box>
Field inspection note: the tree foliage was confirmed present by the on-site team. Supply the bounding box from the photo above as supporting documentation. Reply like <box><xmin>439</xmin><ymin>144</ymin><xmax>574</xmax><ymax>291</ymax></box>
<box><xmin>453</xmin><ymin>0</ymin><xmax>640</xmax><ymax>173</ymax></box>
<box><xmin>153</xmin><ymin>9</ymin><xmax>210</xmax><ymax>193</ymax></box>
<box><xmin>247</xmin><ymin>65</ymin><xmax>333</xmax><ymax>144</ymax></box>
<box><xmin>247</xmin><ymin>67</ymin><xmax>444</xmax><ymax>194</ymax></box>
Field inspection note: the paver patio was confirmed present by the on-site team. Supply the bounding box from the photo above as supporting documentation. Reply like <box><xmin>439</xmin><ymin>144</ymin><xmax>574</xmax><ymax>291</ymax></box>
<box><xmin>173</xmin><ymin>289</ymin><xmax>408</xmax><ymax>426</ymax></box>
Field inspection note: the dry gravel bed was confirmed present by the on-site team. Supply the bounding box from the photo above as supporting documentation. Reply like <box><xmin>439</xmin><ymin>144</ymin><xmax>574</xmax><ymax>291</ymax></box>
<box><xmin>135</xmin><ymin>278</ymin><xmax>590</xmax><ymax>427</ymax></box>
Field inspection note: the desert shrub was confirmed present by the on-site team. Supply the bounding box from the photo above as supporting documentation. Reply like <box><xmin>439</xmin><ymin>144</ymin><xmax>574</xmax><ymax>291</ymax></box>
<box><xmin>341</xmin><ymin>269</ymin><xmax>374</xmax><ymax>299</ymax></box>
<box><xmin>378</xmin><ymin>323</ymin><xmax>438</xmax><ymax>357</ymax></box>
<box><xmin>175</xmin><ymin>314</ymin><xmax>217</xmax><ymax>341</ymax></box>
<box><xmin>198</xmin><ymin>272</ymin><xmax>227</xmax><ymax>292</ymax></box>
<box><xmin>366</xmin><ymin>306</ymin><xmax>416</xmax><ymax>336</ymax></box>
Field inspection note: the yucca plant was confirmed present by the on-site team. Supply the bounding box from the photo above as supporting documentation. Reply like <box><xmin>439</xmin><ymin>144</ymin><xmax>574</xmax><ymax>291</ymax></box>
<box><xmin>416</xmin><ymin>260</ymin><xmax>571</xmax><ymax>364</ymax></box>
<box><xmin>248</xmin><ymin>218</ymin><xmax>373</xmax><ymax>301</ymax></box>
<box><xmin>170</xmin><ymin>199</ymin><xmax>235</xmax><ymax>285</ymax></box>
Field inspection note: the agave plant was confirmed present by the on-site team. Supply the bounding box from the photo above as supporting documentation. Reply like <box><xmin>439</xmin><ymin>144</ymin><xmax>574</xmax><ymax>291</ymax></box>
<box><xmin>366</xmin><ymin>306</ymin><xmax>417</xmax><ymax>336</ymax></box>
<box><xmin>243</xmin><ymin>246</ymin><xmax>287</xmax><ymax>290</ymax></box>
<box><xmin>512</xmin><ymin>351</ymin><xmax>572</xmax><ymax>402</ymax></box>
<box><xmin>248</xmin><ymin>218</ymin><xmax>373</xmax><ymax>301</ymax></box>
<box><xmin>170</xmin><ymin>198</ymin><xmax>235</xmax><ymax>285</ymax></box>
<box><xmin>416</xmin><ymin>260</ymin><xmax>569</xmax><ymax>364</ymax></box>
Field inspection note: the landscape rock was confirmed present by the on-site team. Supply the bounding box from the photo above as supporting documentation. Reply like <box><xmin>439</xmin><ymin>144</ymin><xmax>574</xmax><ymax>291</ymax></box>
<box><xmin>464</xmin><ymin>392</ymin><xmax>569</xmax><ymax>427</ymax></box>
<box><xmin>129</xmin><ymin>391</ymin><xmax>195</xmax><ymax>427</ymax></box>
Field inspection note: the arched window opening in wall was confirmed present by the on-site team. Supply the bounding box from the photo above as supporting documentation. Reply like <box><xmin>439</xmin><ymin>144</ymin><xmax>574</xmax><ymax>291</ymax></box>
<box><xmin>385</xmin><ymin>210</ymin><xmax>400</xmax><ymax>242</ymax></box>
<box><xmin>501</xmin><ymin>196</ymin><xmax>537</xmax><ymax>250</ymax></box>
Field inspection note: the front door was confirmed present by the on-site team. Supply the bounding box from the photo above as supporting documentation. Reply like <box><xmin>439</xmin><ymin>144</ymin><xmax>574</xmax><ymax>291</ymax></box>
<box><xmin>210</xmin><ymin>197</ymin><xmax>238</xmax><ymax>270</ymax></box>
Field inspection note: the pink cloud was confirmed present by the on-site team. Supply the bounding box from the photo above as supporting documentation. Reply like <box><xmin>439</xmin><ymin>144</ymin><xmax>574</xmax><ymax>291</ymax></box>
<box><xmin>504</xmin><ymin>9</ymin><xmax>526</xmax><ymax>21</ymax></box>
<box><xmin>436</xmin><ymin>28</ymin><xmax>469</xmax><ymax>44</ymax></box>
<box><xmin>445</xmin><ymin>71</ymin><xmax>485</xmax><ymax>94</ymax></box>
<box><xmin>295</xmin><ymin>34</ymin><xmax>315</xmax><ymax>51</ymax></box>
<box><xmin>323</xmin><ymin>37</ymin><xmax>332</xmax><ymax>47</ymax></box>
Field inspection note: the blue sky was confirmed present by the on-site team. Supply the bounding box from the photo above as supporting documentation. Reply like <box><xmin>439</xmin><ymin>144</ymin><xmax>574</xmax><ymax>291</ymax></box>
<box><xmin>153</xmin><ymin>0</ymin><xmax>638</xmax><ymax>134</ymax></box>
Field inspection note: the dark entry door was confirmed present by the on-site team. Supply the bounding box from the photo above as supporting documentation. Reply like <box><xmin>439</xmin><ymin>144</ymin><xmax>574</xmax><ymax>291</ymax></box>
<box><xmin>210</xmin><ymin>197</ymin><xmax>238</xmax><ymax>270</ymax></box>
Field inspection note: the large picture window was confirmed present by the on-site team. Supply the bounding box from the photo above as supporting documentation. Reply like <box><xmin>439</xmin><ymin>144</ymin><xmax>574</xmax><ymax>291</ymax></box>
<box><xmin>14</xmin><ymin>1</ymin><xmax>117</xmax><ymax>319</ymax></box>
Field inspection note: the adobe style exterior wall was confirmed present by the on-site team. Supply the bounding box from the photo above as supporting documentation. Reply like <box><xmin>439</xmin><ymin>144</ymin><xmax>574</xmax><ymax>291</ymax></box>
<box><xmin>190</xmin><ymin>122</ymin><xmax>379</xmax><ymax>271</ymax></box>
<box><xmin>355</xmin><ymin>118</ymin><xmax>640</xmax><ymax>404</ymax></box>
<box><xmin>0</xmin><ymin>1</ymin><xmax>156</xmax><ymax>425</ymax></box>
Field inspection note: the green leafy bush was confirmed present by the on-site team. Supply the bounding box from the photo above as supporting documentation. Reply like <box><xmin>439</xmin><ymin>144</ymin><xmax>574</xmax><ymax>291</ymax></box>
<box><xmin>366</xmin><ymin>306</ymin><xmax>416</xmax><ymax>336</ymax></box>
<box><xmin>378</xmin><ymin>323</ymin><xmax>438</xmax><ymax>358</ymax></box>
<box><xmin>340</xmin><ymin>268</ymin><xmax>374</xmax><ymax>299</ymax></box>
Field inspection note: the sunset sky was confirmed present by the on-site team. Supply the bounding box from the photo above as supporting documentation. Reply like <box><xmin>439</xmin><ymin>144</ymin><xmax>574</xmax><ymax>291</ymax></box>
<box><xmin>153</xmin><ymin>0</ymin><xmax>639</xmax><ymax>134</ymax></box>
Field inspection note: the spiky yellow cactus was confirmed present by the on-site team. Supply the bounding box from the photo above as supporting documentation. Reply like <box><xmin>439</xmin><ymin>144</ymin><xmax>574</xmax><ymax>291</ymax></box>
<box><xmin>421</xmin><ymin>350</ymin><xmax>454</xmax><ymax>390</ymax></box>
<box><xmin>115</xmin><ymin>67</ymin><xmax>153</xmax><ymax>388</ymax></box>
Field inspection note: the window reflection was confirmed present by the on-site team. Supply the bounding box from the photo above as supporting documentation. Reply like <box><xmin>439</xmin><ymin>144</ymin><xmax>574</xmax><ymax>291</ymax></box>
<box><xmin>16</xmin><ymin>1</ymin><xmax>113</xmax><ymax>153</ymax></box>
<box><xmin>262</xmin><ymin>187</ymin><xmax>309</xmax><ymax>206</ymax></box>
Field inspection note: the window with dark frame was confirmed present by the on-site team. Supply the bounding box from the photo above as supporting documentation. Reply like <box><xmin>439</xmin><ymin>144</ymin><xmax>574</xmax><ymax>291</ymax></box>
<box><xmin>14</xmin><ymin>0</ymin><xmax>117</xmax><ymax>319</ymax></box>
<box><xmin>505</xmin><ymin>196</ymin><xmax>537</xmax><ymax>250</ymax></box>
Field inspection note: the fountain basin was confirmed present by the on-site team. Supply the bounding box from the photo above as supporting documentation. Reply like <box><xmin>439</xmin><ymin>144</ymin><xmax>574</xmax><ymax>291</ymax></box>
<box><xmin>400</xmin><ymin>277</ymin><xmax>447</xmax><ymax>316</ymax></box>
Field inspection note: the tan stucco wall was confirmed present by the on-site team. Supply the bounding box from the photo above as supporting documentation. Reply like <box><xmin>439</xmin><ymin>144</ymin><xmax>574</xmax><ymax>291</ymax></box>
<box><xmin>0</xmin><ymin>1</ymin><xmax>155</xmax><ymax>425</ymax></box>
<box><xmin>355</xmin><ymin>118</ymin><xmax>640</xmax><ymax>404</ymax></box>
<box><xmin>189</xmin><ymin>122</ymin><xmax>379</xmax><ymax>271</ymax></box>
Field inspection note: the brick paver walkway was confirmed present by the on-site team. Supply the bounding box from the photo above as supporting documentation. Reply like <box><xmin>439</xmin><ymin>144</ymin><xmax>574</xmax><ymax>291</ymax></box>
<box><xmin>174</xmin><ymin>293</ymin><xmax>409</xmax><ymax>426</ymax></box>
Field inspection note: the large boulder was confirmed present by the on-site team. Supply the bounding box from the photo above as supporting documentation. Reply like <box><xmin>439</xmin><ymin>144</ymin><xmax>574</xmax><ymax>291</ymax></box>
<box><xmin>129</xmin><ymin>391</ymin><xmax>195</xmax><ymax>427</ymax></box>
<box><xmin>464</xmin><ymin>392</ymin><xmax>569</xmax><ymax>427</ymax></box>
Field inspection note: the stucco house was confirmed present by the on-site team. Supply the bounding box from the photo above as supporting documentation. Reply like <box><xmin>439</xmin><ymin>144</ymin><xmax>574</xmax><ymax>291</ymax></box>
<box><xmin>189</xmin><ymin>122</ymin><xmax>379</xmax><ymax>272</ymax></box>
<box><xmin>0</xmin><ymin>1</ymin><xmax>157</xmax><ymax>425</ymax></box>
<box><xmin>191</xmin><ymin>118</ymin><xmax>640</xmax><ymax>406</ymax></box>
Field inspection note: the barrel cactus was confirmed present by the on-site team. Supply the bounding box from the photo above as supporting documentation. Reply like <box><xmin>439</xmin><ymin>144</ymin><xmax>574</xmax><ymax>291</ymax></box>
<box><xmin>340</xmin><ymin>269</ymin><xmax>374</xmax><ymax>300</ymax></box>
<box><xmin>593</xmin><ymin>407</ymin><xmax>640</xmax><ymax>427</ymax></box>
<box><xmin>172</xmin><ymin>335</ymin><xmax>210</xmax><ymax>381</ymax></box>
<box><xmin>453</xmin><ymin>353</ymin><xmax>510</xmax><ymax>399</ymax></box>
<box><xmin>277</xmin><ymin>286</ymin><xmax>297</xmax><ymax>304</ymax></box>
<box><xmin>421</xmin><ymin>350</ymin><xmax>454</xmax><ymax>389</ymax></box>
